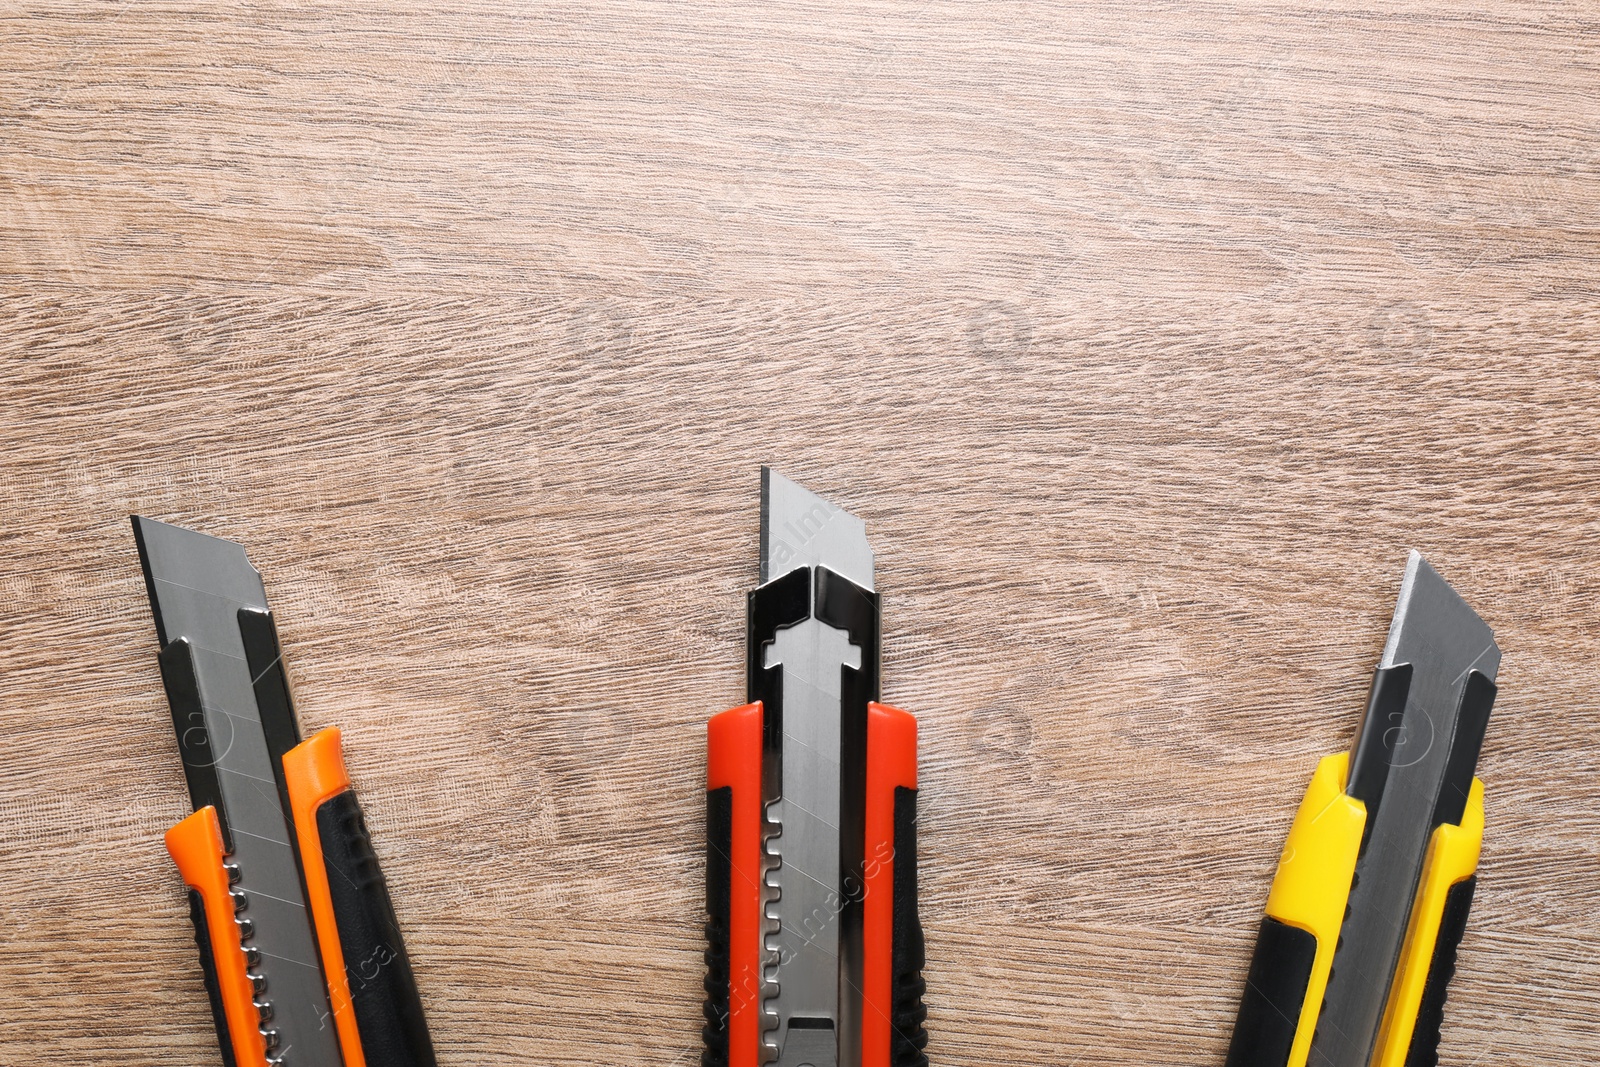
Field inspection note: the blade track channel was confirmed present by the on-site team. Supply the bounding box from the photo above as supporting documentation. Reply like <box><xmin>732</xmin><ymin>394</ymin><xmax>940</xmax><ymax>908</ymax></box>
<box><xmin>752</xmin><ymin>471</ymin><xmax>876</xmax><ymax>1067</ymax></box>
<box><xmin>135</xmin><ymin>517</ymin><xmax>342</xmax><ymax>1067</ymax></box>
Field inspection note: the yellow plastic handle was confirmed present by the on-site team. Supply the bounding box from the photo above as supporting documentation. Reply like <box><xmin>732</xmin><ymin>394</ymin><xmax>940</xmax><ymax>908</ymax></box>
<box><xmin>1258</xmin><ymin>753</ymin><xmax>1486</xmax><ymax>1067</ymax></box>
<box><xmin>1372</xmin><ymin>779</ymin><xmax>1484</xmax><ymax>1067</ymax></box>
<box><xmin>1262</xmin><ymin>753</ymin><xmax>1367</xmax><ymax>1067</ymax></box>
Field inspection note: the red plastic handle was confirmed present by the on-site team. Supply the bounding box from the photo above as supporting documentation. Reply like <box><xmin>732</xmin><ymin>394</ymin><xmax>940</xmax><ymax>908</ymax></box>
<box><xmin>862</xmin><ymin>701</ymin><xmax>918</xmax><ymax>1067</ymax></box>
<box><xmin>707</xmin><ymin>700</ymin><xmax>918</xmax><ymax>1067</ymax></box>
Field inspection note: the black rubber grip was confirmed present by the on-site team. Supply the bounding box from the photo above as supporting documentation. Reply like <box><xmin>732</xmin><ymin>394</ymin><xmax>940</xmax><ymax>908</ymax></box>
<box><xmin>703</xmin><ymin>786</ymin><xmax>733</xmax><ymax>1067</ymax></box>
<box><xmin>185</xmin><ymin>888</ymin><xmax>239</xmax><ymax>1067</ymax></box>
<box><xmin>1224</xmin><ymin>916</ymin><xmax>1319</xmax><ymax>1067</ymax></box>
<box><xmin>315</xmin><ymin>789</ymin><xmax>437</xmax><ymax>1067</ymax></box>
<box><xmin>1404</xmin><ymin>875</ymin><xmax>1477</xmax><ymax>1067</ymax></box>
<box><xmin>890</xmin><ymin>786</ymin><xmax>928</xmax><ymax>1067</ymax></box>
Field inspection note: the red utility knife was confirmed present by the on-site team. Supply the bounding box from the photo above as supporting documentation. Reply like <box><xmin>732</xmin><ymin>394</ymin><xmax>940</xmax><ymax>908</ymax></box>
<box><xmin>703</xmin><ymin>469</ymin><xmax>928</xmax><ymax>1067</ymax></box>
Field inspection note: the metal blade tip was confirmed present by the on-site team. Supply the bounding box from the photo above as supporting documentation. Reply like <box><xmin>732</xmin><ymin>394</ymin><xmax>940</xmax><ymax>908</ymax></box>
<box><xmin>1381</xmin><ymin>550</ymin><xmax>1500</xmax><ymax>682</ymax></box>
<box><xmin>130</xmin><ymin>516</ymin><xmax>267</xmax><ymax>648</ymax></box>
<box><xmin>759</xmin><ymin>468</ymin><xmax>874</xmax><ymax>591</ymax></box>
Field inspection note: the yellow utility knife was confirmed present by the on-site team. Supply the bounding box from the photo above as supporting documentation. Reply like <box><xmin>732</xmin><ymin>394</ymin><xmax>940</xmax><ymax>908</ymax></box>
<box><xmin>1225</xmin><ymin>552</ymin><xmax>1499</xmax><ymax>1067</ymax></box>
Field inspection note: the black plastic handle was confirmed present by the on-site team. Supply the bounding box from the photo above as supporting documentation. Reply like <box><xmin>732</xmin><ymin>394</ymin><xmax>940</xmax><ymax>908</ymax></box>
<box><xmin>890</xmin><ymin>786</ymin><xmax>928</xmax><ymax>1067</ymax></box>
<box><xmin>184</xmin><ymin>888</ymin><xmax>241</xmax><ymax>1067</ymax></box>
<box><xmin>1404</xmin><ymin>876</ymin><xmax>1477</xmax><ymax>1067</ymax></box>
<box><xmin>315</xmin><ymin>789</ymin><xmax>437</xmax><ymax>1067</ymax></box>
<box><xmin>703</xmin><ymin>786</ymin><xmax>733</xmax><ymax>1067</ymax></box>
<box><xmin>1224</xmin><ymin>916</ymin><xmax>1319</xmax><ymax>1067</ymax></box>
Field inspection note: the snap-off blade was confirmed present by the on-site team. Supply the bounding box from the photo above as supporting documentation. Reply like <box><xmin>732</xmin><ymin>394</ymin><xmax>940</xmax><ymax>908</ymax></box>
<box><xmin>756</xmin><ymin>470</ymin><xmax>874</xmax><ymax>1067</ymax></box>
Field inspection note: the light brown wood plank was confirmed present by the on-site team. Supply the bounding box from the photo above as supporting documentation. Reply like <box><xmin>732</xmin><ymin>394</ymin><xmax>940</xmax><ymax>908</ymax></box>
<box><xmin>0</xmin><ymin>2</ymin><xmax>1596</xmax><ymax>1063</ymax></box>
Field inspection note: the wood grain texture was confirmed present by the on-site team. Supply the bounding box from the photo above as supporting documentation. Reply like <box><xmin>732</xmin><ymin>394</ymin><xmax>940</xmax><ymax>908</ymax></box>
<box><xmin>1</xmin><ymin>1</ymin><xmax>1597</xmax><ymax>1064</ymax></box>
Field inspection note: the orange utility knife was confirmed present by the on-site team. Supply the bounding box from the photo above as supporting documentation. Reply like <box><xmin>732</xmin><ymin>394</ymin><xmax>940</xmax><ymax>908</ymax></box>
<box><xmin>134</xmin><ymin>517</ymin><xmax>435</xmax><ymax>1067</ymax></box>
<box><xmin>703</xmin><ymin>470</ymin><xmax>928</xmax><ymax>1067</ymax></box>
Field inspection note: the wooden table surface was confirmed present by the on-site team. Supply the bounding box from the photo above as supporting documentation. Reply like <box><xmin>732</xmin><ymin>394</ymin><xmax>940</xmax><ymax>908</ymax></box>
<box><xmin>2</xmin><ymin>2</ymin><xmax>1597</xmax><ymax>1064</ymax></box>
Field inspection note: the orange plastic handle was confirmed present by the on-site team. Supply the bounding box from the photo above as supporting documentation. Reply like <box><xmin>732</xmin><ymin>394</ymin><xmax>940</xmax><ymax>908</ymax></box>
<box><xmin>281</xmin><ymin>726</ymin><xmax>368</xmax><ymax>1067</ymax></box>
<box><xmin>165</xmin><ymin>806</ymin><xmax>269</xmax><ymax>1067</ymax></box>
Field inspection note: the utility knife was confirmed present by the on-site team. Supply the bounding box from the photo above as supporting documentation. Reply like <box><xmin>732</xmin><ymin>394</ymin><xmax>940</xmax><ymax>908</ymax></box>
<box><xmin>133</xmin><ymin>517</ymin><xmax>436</xmax><ymax>1067</ymax></box>
<box><xmin>702</xmin><ymin>470</ymin><xmax>929</xmax><ymax>1067</ymax></box>
<box><xmin>1225</xmin><ymin>551</ymin><xmax>1500</xmax><ymax>1067</ymax></box>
